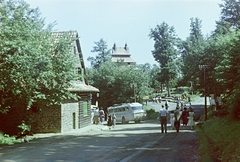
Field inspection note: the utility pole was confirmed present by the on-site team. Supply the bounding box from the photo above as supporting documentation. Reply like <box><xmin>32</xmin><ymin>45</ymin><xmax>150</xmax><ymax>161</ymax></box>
<box><xmin>199</xmin><ymin>65</ymin><xmax>209</xmax><ymax>121</ymax></box>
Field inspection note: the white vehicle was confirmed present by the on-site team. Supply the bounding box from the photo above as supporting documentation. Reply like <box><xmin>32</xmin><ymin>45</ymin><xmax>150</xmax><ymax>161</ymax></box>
<box><xmin>107</xmin><ymin>103</ymin><xmax>147</xmax><ymax>123</ymax></box>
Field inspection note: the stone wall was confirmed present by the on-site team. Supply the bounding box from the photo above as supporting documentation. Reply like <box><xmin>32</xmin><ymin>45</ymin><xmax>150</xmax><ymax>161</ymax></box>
<box><xmin>61</xmin><ymin>99</ymin><xmax>79</xmax><ymax>133</ymax></box>
<box><xmin>31</xmin><ymin>105</ymin><xmax>61</xmax><ymax>133</ymax></box>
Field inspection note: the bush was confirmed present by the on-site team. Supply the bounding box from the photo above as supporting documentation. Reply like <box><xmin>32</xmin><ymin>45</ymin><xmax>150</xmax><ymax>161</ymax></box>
<box><xmin>0</xmin><ymin>132</ymin><xmax>21</xmax><ymax>145</ymax></box>
<box><xmin>146</xmin><ymin>108</ymin><xmax>159</xmax><ymax>120</ymax></box>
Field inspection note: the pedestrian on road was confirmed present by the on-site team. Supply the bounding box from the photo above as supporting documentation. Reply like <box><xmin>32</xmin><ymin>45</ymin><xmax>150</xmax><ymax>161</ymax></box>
<box><xmin>182</xmin><ymin>107</ymin><xmax>189</xmax><ymax>129</ymax></box>
<box><xmin>112</xmin><ymin>113</ymin><xmax>117</xmax><ymax>128</ymax></box>
<box><xmin>174</xmin><ymin>107</ymin><xmax>182</xmax><ymax>133</ymax></box>
<box><xmin>176</xmin><ymin>99</ymin><xmax>180</xmax><ymax>108</ymax></box>
<box><xmin>170</xmin><ymin>110</ymin><xmax>175</xmax><ymax>130</ymax></box>
<box><xmin>99</xmin><ymin>107</ymin><xmax>105</xmax><ymax>124</ymax></box>
<box><xmin>158</xmin><ymin>96</ymin><xmax>162</xmax><ymax>103</ymax></box>
<box><xmin>94</xmin><ymin>108</ymin><xmax>99</xmax><ymax>125</ymax></box>
<box><xmin>165</xmin><ymin>100</ymin><xmax>169</xmax><ymax>110</ymax></box>
<box><xmin>188</xmin><ymin>108</ymin><xmax>195</xmax><ymax>130</ymax></box>
<box><xmin>107</xmin><ymin>113</ymin><xmax>112</xmax><ymax>130</ymax></box>
<box><xmin>159</xmin><ymin>105</ymin><xmax>169</xmax><ymax>134</ymax></box>
<box><xmin>180</xmin><ymin>101</ymin><xmax>184</xmax><ymax>109</ymax></box>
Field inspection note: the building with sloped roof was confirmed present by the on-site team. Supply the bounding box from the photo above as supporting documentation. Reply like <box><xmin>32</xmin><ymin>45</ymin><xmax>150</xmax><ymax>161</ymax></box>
<box><xmin>112</xmin><ymin>43</ymin><xmax>135</xmax><ymax>65</ymax></box>
<box><xmin>0</xmin><ymin>31</ymin><xmax>100</xmax><ymax>134</ymax></box>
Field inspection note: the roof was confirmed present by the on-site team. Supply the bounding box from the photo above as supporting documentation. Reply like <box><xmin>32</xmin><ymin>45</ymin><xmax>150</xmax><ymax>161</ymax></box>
<box><xmin>112</xmin><ymin>47</ymin><xmax>130</xmax><ymax>55</ymax></box>
<box><xmin>68</xmin><ymin>81</ymin><xmax>99</xmax><ymax>93</ymax></box>
<box><xmin>111</xmin><ymin>57</ymin><xmax>135</xmax><ymax>63</ymax></box>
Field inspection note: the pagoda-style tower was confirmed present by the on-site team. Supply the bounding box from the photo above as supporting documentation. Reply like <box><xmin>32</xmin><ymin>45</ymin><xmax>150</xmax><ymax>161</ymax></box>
<box><xmin>111</xmin><ymin>43</ymin><xmax>135</xmax><ymax>65</ymax></box>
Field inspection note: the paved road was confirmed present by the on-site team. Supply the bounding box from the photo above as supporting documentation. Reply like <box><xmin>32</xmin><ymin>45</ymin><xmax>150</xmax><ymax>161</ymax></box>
<box><xmin>0</xmin><ymin>98</ymin><xmax>207</xmax><ymax>162</ymax></box>
<box><xmin>0</xmin><ymin>120</ymin><xmax>199</xmax><ymax>162</ymax></box>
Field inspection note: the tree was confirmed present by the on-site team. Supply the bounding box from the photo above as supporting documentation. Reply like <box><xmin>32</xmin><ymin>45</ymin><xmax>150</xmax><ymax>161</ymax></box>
<box><xmin>149</xmin><ymin>22</ymin><xmax>178</xmax><ymax>97</ymax></box>
<box><xmin>87</xmin><ymin>38</ymin><xmax>111</xmax><ymax>69</ymax></box>
<box><xmin>87</xmin><ymin>62</ymin><xmax>151</xmax><ymax>110</ymax></box>
<box><xmin>179</xmin><ymin>18</ymin><xmax>206</xmax><ymax>90</ymax></box>
<box><xmin>0</xmin><ymin>0</ymin><xmax>78</xmax><ymax>113</ymax></box>
<box><xmin>220</xmin><ymin>0</ymin><xmax>240</xmax><ymax>28</ymax></box>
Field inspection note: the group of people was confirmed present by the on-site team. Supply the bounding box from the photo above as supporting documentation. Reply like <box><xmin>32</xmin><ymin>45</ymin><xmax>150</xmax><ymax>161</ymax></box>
<box><xmin>152</xmin><ymin>96</ymin><xmax>162</xmax><ymax>104</ymax></box>
<box><xmin>93</xmin><ymin>107</ymin><xmax>117</xmax><ymax>130</ymax></box>
<box><xmin>159</xmin><ymin>104</ymin><xmax>195</xmax><ymax>133</ymax></box>
<box><xmin>93</xmin><ymin>107</ymin><xmax>105</xmax><ymax>125</ymax></box>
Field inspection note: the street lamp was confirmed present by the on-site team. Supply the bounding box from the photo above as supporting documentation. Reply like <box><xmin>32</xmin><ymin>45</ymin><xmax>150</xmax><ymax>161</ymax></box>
<box><xmin>130</xmin><ymin>83</ymin><xmax>137</xmax><ymax>102</ymax></box>
<box><xmin>199</xmin><ymin>65</ymin><xmax>209</xmax><ymax>121</ymax></box>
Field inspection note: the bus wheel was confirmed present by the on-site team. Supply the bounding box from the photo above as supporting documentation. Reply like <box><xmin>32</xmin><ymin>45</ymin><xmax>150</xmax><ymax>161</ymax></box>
<box><xmin>122</xmin><ymin>117</ymin><xmax>126</xmax><ymax>124</ymax></box>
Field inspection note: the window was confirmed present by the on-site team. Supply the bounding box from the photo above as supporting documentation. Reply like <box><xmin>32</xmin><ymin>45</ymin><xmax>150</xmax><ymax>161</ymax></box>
<box><xmin>83</xmin><ymin>101</ymin><xmax>88</xmax><ymax>116</ymax></box>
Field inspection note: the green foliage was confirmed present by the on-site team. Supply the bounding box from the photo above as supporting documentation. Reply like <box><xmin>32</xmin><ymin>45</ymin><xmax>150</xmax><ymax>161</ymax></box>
<box><xmin>0</xmin><ymin>132</ymin><xmax>21</xmax><ymax>145</ymax></box>
<box><xmin>87</xmin><ymin>62</ymin><xmax>152</xmax><ymax>109</ymax></box>
<box><xmin>179</xmin><ymin>17</ymin><xmax>206</xmax><ymax>90</ymax></box>
<box><xmin>145</xmin><ymin>108</ymin><xmax>159</xmax><ymax>120</ymax></box>
<box><xmin>18</xmin><ymin>120</ymin><xmax>32</xmax><ymax>135</ymax></box>
<box><xmin>87</xmin><ymin>38</ymin><xmax>111</xmax><ymax>69</ymax></box>
<box><xmin>220</xmin><ymin>0</ymin><xmax>240</xmax><ymax>28</ymax></box>
<box><xmin>200</xmin><ymin>117</ymin><xmax>240</xmax><ymax>161</ymax></box>
<box><xmin>195</xmin><ymin>127</ymin><xmax>212</xmax><ymax>162</ymax></box>
<box><xmin>0</xmin><ymin>0</ymin><xmax>78</xmax><ymax>113</ymax></box>
<box><xmin>149</xmin><ymin>22</ymin><xmax>179</xmax><ymax>97</ymax></box>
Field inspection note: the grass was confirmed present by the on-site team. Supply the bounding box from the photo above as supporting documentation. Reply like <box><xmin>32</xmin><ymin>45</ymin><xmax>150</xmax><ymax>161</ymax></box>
<box><xmin>196</xmin><ymin>107</ymin><xmax>240</xmax><ymax>162</ymax></box>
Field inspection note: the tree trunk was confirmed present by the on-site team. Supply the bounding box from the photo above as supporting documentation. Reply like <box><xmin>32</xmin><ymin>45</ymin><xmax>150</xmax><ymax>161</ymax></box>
<box><xmin>167</xmin><ymin>81</ymin><xmax>171</xmax><ymax>97</ymax></box>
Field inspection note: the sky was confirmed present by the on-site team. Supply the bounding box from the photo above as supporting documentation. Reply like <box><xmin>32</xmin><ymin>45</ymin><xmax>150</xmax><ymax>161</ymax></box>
<box><xmin>24</xmin><ymin>0</ymin><xmax>223</xmax><ymax>68</ymax></box>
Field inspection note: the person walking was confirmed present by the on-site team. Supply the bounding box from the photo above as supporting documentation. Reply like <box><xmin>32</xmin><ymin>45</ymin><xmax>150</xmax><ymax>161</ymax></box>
<box><xmin>94</xmin><ymin>108</ymin><xmax>99</xmax><ymax>125</ymax></box>
<box><xmin>165</xmin><ymin>100</ymin><xmax>169</xmax><ymax>110</ymax></box>
<box><xmin>176</xmin><ymin>99</ymin><xmax>180</xmax><ymax>108</ymax></box>
<box><xmin>182</xmin><ymin>107</ymin><xmax>189</xmax><ymax>129</ymax></box>
<box><xmin>112</xmin><ymin>113</ymin><xmax>117</xmax><ymax>128</ymax></box>
<box><xmin>99</xmin><ymin>107</ymin><xmax>105</xmax><ymax>124</ymax></box>
<box><xmin>158</xmin><ymin>96</ymin><xmax>162</xmax><ymax>103</ymax></box>
<box><xmin>188</xmin><ymin>108</ymin><xmax>195</xmax><ymax>130</ymax></box>
<box><xmin>170</xmin><ymin>110</ymin><xmax>175</xmax><ymax>130</ymax></box>
<box><xmin>159</xmin><ymin>105</ymin><xmax>169</xmax><ymax>134</ymax></box>
<box><xmin>107</xmin><ymin>113</ymin><xmax>112</xmax><ymax>130</ymax></box>
<box><xmin>174</xmin><ymin>107</ymin><xmax>182</xmax><ymax>133</ymax></box>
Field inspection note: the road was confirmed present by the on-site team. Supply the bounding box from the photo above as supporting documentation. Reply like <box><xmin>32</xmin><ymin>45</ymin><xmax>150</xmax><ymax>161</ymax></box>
<box><xmin>0</xmin><ymin>98</ymin><xmax>207</xmax><ymax>162</ymax></box>
<box><xmin>0</xmin><ymin>122</ymin><xmax>199</xmax><ymax>162</ymax></box>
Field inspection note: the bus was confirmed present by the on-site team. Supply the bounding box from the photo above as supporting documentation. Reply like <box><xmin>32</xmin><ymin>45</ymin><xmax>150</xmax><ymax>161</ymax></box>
<box><xmin>107</xmin><ymin>103</ymin><xmax>147</xmax><ymax>123</ymax></box>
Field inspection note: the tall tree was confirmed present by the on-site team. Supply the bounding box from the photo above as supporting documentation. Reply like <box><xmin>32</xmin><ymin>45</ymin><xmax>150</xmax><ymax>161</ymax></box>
<box><xmin>0</xmin><ymin>0</ymin><xmax>78</xmax><ymax>113</ymax></box>
<box><xmin>87</xmin><ymin>38</ymin><xmax>111</xmax><ymax>69</ymax></box>
<box><xmin>180</xmin><ymin>18</ymin><xmax>205</xmax><ymax>89</ymax></box>
<box><xmin>220</xmin><ymin>0</ymin><xmax>240</xmax><ymax>28</ymax></box>
<box><xmin>149</xmin><ymin>22</ymin><xmax>178</xmax><ymax>97</ymax></box>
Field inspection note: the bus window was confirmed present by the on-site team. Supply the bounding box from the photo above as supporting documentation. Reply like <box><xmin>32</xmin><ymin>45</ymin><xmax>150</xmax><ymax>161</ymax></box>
<box><xmin>109</xmin><ymin>109</ymin><xmax>113</xmax><ymax>113</ymax></box>
<box><xmin>125</xmin><ymin>107</ymin><xmax>129</xmax><ymax>111</ymax></box>
<box><xmin>131</xmin><ymin>106</ymin><xmax>143</xmax><ymax>110</ymax></box>
<box><xmin>121</xmin><ymin>108</ymin><xmax>125</xmax><ymax>111</ymax></box>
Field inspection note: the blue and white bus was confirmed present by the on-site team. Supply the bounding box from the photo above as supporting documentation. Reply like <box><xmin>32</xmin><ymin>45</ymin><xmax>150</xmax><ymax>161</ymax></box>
<box><xmin>107</xmin><ymin>103</ymin><xmax>147</xmax><ymax>123</ymax></box>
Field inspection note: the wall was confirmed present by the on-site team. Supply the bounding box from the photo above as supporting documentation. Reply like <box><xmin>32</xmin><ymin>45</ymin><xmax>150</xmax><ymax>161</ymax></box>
<box><xmin>31</xmin><ymin>105</ymin><xmax>61</xmax><ymax>133</ymax></box>
<box><xmin>61</xmin><ymin>99</ymin><xmax>79</xmax><ymax>133</ymax></box>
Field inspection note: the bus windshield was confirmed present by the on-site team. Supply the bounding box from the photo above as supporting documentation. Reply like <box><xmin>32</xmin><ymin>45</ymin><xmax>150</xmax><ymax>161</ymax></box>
<box><xmin>131</xmin><ymin>106</ymin><xmax>143</xmax><ymax>110</ymax></box>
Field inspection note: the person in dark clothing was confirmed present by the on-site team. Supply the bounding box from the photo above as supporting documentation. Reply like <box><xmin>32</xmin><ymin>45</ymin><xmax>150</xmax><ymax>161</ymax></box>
<box><xmin>107</xmin><ymin>113</ymin><xmax>112</xmax><ymax>130</ymax></box>
<box><xmin>174</xmin><ymin>107</ymin><xmax>182</xmax><ymax>133</ymax></box>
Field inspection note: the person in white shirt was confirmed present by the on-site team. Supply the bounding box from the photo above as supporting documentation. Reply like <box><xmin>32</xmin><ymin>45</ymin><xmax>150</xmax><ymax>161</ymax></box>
<box><xmin>94</xmin><ymin>108</ymin><xmax>99</xmax><ymax>125</ymax></box>
<box><xmin>159</xmin><ymin>105</ymin><xmax>169</xmax><ymax>134</ymax></box>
